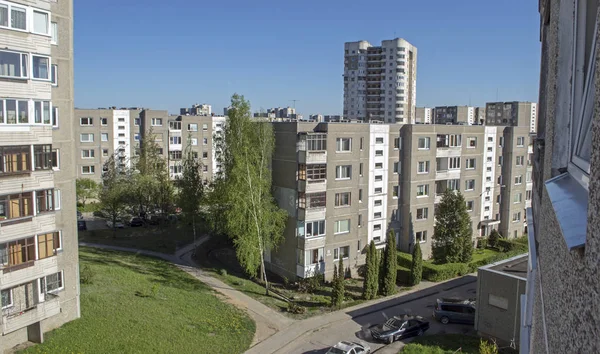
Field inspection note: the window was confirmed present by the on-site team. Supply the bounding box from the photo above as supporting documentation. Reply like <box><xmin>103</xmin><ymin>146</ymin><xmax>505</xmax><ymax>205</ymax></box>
<box><xmin>32</xmin><ymin>55</ymin><xmax>50</xmax><ymax>80</ymax></box>
<box><xmin>190</xmin><ymin>138</ymin><xmax>198</xmax><ymax>146</ymax></box>
<box><xmin>1</xmin><ymin>289</ymin><xmax>12</xmax><ymax>309</ymax></box>
<box><xmin>203</xmin><ymin>138</ymin><xmax>208</xmax><ymax>145</ymax></box>
<box><xmin>467</xmin><ymin>137</ymin><xmax>477</xmax><ymax>148</ymax></box>
<box><xmin>375</xmin><ymin>162</ymin><xmax>383</xmax><ymax>169</ymax></box>
<box><xmin>359</xmin><ymin>137</ymin><xmax>364</xmax><ymax>150</ymax></box>
<box><xmin>32</xmin><ymin>9</ymin><xmax>49</xmax><ymax>35</ymax></box>
<box><xmin>498</xmin><ymin>156</ymin><xmax>504</xmax><ymax>166</ymax></box>
<box><xmin>416</xmin><ymin>231</ymin><xmax>427</xmax><ymax>243</ymax></box>
<box><xmin>393</xmin><ymin>186</ymin><xmax>399</xmax><ymax>197</ymax></box>
<box><xmin>512</xmin><ymin>212</ymin><xmax>521</xmax><ymax>222</ymax></box>
<box><xmin>0</xmin><ymin>146</ymin><xmax>31</xmax><ymax>175</ymax></box>
<box><xmin>36</xmin><ymin>189</ymin><xmax>54</xmax><ymax>214</ymax></box>
<box><xmin>335</xmin><ymin>192</ymin><xmax>351</xmax><ymax>207</ymax></box>
<box><xmin>305</xmin><ymin>164</ymin><xmax>327</xmax><ymax>181</ymax></box>
<box><xmin>188</xmin><ymin>123</ymin><xmax>198</xmax><ymax>131</ymax></box>
<box><xmin>394</xmin><ymin>137</ymin><xmax>400</xmax><ymax>149</ymax></box>
<box><xmin>376</xmin><ymin>137</ymin><xmax>384</xmax><ymax>144</ymax></box>
<box><xmin>447</xmin><ymin>179</ymin><xmax>460</xmax><ymax>191</ymax></box>
<box><xmin>102</xmin><ymin>148</ymin><xmax>108</xmax><ymax>157</ymax></box>
<box><xmin>487</xmin><ymin>157</ymin><xmax>492</xmax><ymax>162</ymax></box>
<box><xmin>499</xmin><ymin>136</ymin><xmax>504</xmax><ymax>147</ymax></box>
<box><xmin>148</xmin><ymin>118</ymin><xmax>162</xmax><ymax>126</ymax></box>
<box><xmin>134</xmin><ymin>134</ymin><xmax>140</xmax><ymax>141</ymax></box>
<box><xmin>335</xmin><ymin>165</ymin><xmax>352</xmax><ymax>179</ymax></box>
<box><xmin>375</xmin><ymin>187</ymin><xmax>383</xmax><ymax>194</ymax></box>
<box><xmin>170</xmin><ymin>165</ymin><xmax>183</xmax><ymax>174</ymax></box>
<box><xmin>466</xmin><ymin>158</ymin><xmax>476</xmax><ymax>169</ymax></box>
<box><xmin>37</xmin><ymin>232</ymin><xmax>60</xmax><ymax>259</ymax></box>
<box><xmin>515</xmin><ymin>175</ymin><xmax>523</xmax><ymax>185</ymax></box>
<box><xmin>514</xmin><ymin>192</ymin><xmax>523</xmax><ymax>204</ymax></box>
<box><xmin>0</xmin><ymin>50</ymin><xmax>28</xmax><ymax>79</ymax></box>
<box><xmin>50</xmin><ymin>63</ymin><xmax>58</xmax><ymax>86</ymax></box>
<box><xmin>448</xmin><ymin>157</ymin><xmax>460</xmax><ymax>169</ymax></box>
<box><xmin>516</xmin><ymin>156</ymin><xmax>524</xmax><ymax>166</ymax></box>
<box><xmin>417</xmin><ymin>161</ymin><xmax>430</xmax><ymax>174</ymax></box>
<box><xmin>334</xmin><ymin>219</ymin><xmax>350</xmax><ymax>234</ymax></box>
<box><xmin>202</xmin><ymin>165</ymin><xmax>208</xmax><ymax>172</ymax></box>
<box><xmin>81</xmin><ymin>166</ymin><xmax>95</xmax><ymax>174</ymax></box>
<box><xmin>80</xmin><ymin>117</ymin><xmax>93</xmax><ymax>126</ymax></box>
<box><xmin>465</xmin><ymin>179</ymin><xmax>475</xmax><ymax>191</ymax></box>
<box><xmin>526</xmin><ymin>171</ymin><xmax>532</xmax><ymax>182</ymax></box>
<box><xmin>416</xmin><ymin>207</ymin><xmax>428</xmax><ymax>220</ymax></box>
<box><xmin>393</xmin><ymin>162</ymin><xmax>399</xmax><ymax>173</ymax></box>
<box><xmin>359</xmin><ymin>162</ymin><xmax>363</xmax><ymax>176</ymax></box>
<box><xmin>488</xmin><ymin>137</ymin><xmax>494</xmax><ymax>142</ymax></box>
<box><xmin>336</xmin><ymin>138</ymin><xmax>351</xmax><ymax>152</ymax></box>
<box><xmin>81</xmin><ymin>149</ymin><xmax>94</xmax><ymax>159</ymax></box>
<box><xmin>374</xmin><ymin>199</ymin><xmax>382</xmax><ymax>206</ymax></box>
<box><xmin>373</xmin><ymin>224</ymin><xmax>382</xmax><ymax>231</ymax></box>
<box><xmin>134</xmin><ymin>118</ymin><xmax>140</xmax><ymax>126</ymax></box>
<box><xmin>31</xmin><ymin>101</ymin><xmax>50</xmax><ymax>125</ymax></box>
<box><xmin>41</xmin><ymin>272</ymin><xmax>64</xmax><ymax>293</ymax></box>
<box><xmin>334</xmin><ymin>246</ymin><xmax>350</xmax><ymax>260</ymax></box>
<box><xmin>98</xmin><ymin>117</ymin><xmax>108</xmax><ymax>126</ymax></box>
<box><xmin>34</xmin><ymin>145</ymin><xmax>52</xmax><ymax>170</ymax></box>
<box><xmin>358</xmin><ymin>189</ymin><xmax>363</xmax><ymax>202</ymax></box>
<box><xmin>101</xmin><ymin>133</ymin><xmax>108</xmax><ymax>142</ymax></box>
<box><xmin>299</xmin><ymin>192</ymin><xmax>326</xmax><ymax>208</ymax></box>
<box><xmin>52</xmin><ymin>106</ymin><xmax>59</xmax><ymax>128</ymax></box>
<box><xmin>466</xmin><ymin>201</ymin><xmax>474</xmax><ymax>211</ymax></box>
<box><xmin>517</xmin><ymin>137</ymin><xmax>525</xmax><ymax>147</ymax></box>
<box><xmin>417</xmin><ymin>184</ymin><xmax>429</xmax><ymax>197</ymax></box>
<box><xmin>51</xmin><ymin>21</ymin><xmax>58</xmax><ymax>44</ymax></box>
<box><xmin>202</xmin><ymin>152</ymin><xmax>208</xmax><ymax>159</ymax></box>
<box><xmin>170</xmin><ymin>151</ymin><xmax>182</xmax><ymax>160</ymax></box>
<box><xmin>375</xmin><ymin>149</ymin><xmax>383</xmax><ymax>156</ymax></box>
<box><xmin>0</xmin><ymin>193</ymin><xmax>33</xmax><ymax>220</ymax></box>
<box><xmin>526</xmin><ymin>190</ymin><xmax>532</xmax><ymax>201</ymax></box>
<box><xmin>170</xmin><ymin>136</ymin><xmax>182</xmax><ymax>144</ymax></box>
<box><xmin>202</xmin><ymin>123</ymin><xmax>208</xmax><ymax>131</ymax></box>
<box><xmin>417</xmin><ymin>137</ymin><xmax>430</xmax><ymax>149</ymax></box>
<box><xmin>305</xmin><ymin>220</ymin><xmax>325</xmax><ymax>237</ymax></box>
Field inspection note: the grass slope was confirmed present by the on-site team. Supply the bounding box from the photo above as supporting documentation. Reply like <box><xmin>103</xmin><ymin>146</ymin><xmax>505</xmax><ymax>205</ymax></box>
<box><xmin>23</xmin><ymin>248</ymin><xmax>254</xmax><ymax>354</ymax></box>
<box><xmin>401</xmin><ymin>334</ymin><xmax>517</xmax><ymax>354</ymax></box>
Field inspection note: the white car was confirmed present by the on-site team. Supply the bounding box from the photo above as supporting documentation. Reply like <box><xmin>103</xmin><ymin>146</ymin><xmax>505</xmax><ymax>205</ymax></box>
<box><xmin>326</xmin><ymin>341</ymin><xmax>371</xmax><ymax>354</ymax></box>
<box><xmin>106</xmin><ymin>219</ymin><xmax>125</xmax><ymax>228</ymax></box>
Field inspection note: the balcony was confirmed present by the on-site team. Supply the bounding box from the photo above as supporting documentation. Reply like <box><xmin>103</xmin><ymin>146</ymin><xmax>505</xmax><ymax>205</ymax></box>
<box><xmin>297</xmin><ymin>206</ymin><xmax>326</xmax><ymax>221</ymax></box>
<box><xmin>1</xmin><ymin>293</ymin><xmax>60</xmax><ymax>335</ymax></box>
<box><xmin>298</xmin><ymin>179</ymin><xmax>327</xmax><ymax>193</ymax></box>
<box><xmin>298</xmin><ymin>150</ymin><xmax>327</xmax><ymax>164</ymax></box>
<box><xmin>0</xmin><ymin>256</ymin><xmax>59</xmax><ymax>289</ymax></box>
<box><xmin>296</xmin><ymin>262</ymin><xmax>325</xmax><ymax>278</ymax></box>
<box><xmin>297</xmin><ymin>235</ymin><xmax>326</xmax><ymax>250</ymax></box>
<box><xmin>435</xmin><ymin>169</ymin><xmax>461</xmax><ymax>180</ymax></box>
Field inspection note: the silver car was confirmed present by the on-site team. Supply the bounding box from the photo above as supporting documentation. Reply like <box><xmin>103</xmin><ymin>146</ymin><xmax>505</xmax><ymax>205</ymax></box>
<box><xmin>326</xmin><ymin>341</ymin><xmax>371</xmax><ymax>354</ymax></box>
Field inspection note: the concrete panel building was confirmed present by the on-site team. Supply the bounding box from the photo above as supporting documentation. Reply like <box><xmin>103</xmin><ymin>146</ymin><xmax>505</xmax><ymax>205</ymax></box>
<box><xmin>343</xmin><ymin>38</ymin><xmax>417</xmax><ymax>124</ymax></box>
<box><xmin>521</xmin><ymin>1</ymin><xmax>600</xmax><ymax>353</ymax></box>
<box><xmin>485</xmin><ymin>102</ymin><xmax>537</xmax><ymax>133</ymax></box>
<box><xmin>415</xmin><ymin>107</ymin><xmax>432</xmax><ymax>124</ymax></box>
<box><xmin>475</xmin><ymin>255</ymin><xmax>527</xmax><ymax>349</ymax></box>
<box><xmin>434</xmin><ymin>106</ymin><xmax>476</xmax><ymax>125</ymax></box>
<box><xmin>0</xmin><ymin>0</ymin><xmax>80</xmax><ymax>350</ymax></box>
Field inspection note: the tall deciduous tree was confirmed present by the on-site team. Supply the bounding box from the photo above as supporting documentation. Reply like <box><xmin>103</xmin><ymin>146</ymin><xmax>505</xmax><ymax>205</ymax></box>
<box><xmin>432</xmin><ymin>190</ymin><xmax>473</xmax><ymax>264</ymax></box>
<box><xmin>178</xmin><ymin>138</ymin><xmax>204</xmax><ymax>243</ymax></box>
<box><xmin>363</xmin><ymin>240</ymin><xmax>379</xmax><ymax>300</ymax></box>
<box><xmin>381</xmin><ymin>229</ymin><xmax>397</xmax><ymax>295</ymax></box>
<box><xmin>215</xmin><ymin>94</ymin><xmax>287</xmax><ymax>294</ymax></box>
<box><xmin>76</xmin><ymin>178</ymin><xmax>99</xmax><ymax>209</ymax></box>
<box><xmin>98</xmin><ymin>155</ymin><xmax>130</xmax><ymax>236</ymax></box>
<box><xmin>410</xmin><ymin>242</ymin><xmax>423</xmax><ymax>286</ymax></box>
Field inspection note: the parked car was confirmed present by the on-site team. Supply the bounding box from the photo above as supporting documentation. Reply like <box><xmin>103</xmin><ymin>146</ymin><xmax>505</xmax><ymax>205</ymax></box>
<box><xmin>433</xmin><ymin>298</ymin><xmax>476</xmax><ymax>325</ymax></box>
<box><xmin>370</xmin><ymin>315</ymin><xmax>430</xmax><ymax>344</ymax></box>
<box><xmin>326</xmin><ymin>341</ymin><xmax>370</xmax><ymax>354</ymax></box>
<box><xmin>77</xmin><ymin>211</ymin><xmax>83</xmax><ymax>220</ymax></box>
<box><xmin>106</xmin><ymin>219</ymin><xmax>125</xmax><ymax>229</ymax></box>
<box><xmin>77</xmin><ymin>220</ymin><xmax>87</xmax><ymax>231</ymax></box>
<box><xmin>129</xmin><ymin>217</ymin><xmax>144</xmax><ymax>227</ymax></box>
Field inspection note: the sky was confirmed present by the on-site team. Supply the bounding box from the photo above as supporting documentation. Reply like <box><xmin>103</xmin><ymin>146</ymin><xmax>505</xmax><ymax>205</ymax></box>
<box><xmin>74</xmin><ymin>0</ymin><xmax>541</xmax><ymax>116</ymax></box>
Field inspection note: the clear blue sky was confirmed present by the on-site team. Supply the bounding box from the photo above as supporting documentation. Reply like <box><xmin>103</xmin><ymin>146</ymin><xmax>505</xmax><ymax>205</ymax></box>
<box><xmin>74</xmin><ymin>0</ymin><xmax>541</xmax><ymax>115</ymax></box>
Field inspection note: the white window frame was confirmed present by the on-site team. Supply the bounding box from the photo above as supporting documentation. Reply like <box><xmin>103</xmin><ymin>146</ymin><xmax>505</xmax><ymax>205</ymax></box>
<box><xmin>81</xmin><ymin>149</ymin><xmax>95</xmax><ymax>159</ymax></box>
<box><xmin>55</xmin><ymin>190</ymin><xmax>61</xmax><ymax>210</ymax></box>
<box><xmin>334</xmin><ymin>192</ymin><xmax>351</xmax><ymax>207</ymax></box>
<box><xmin>335</xmin><ymin>137</ymin><xmax>352</xmax><ymax>152</ymax></box>
<box><xmin>416</xmin><ymin>230</ymin><xmax>427</xmax><ymax>243</ymax></box>
<box><xmin>517</xmin><ymin>136</ymin><xmax>525</xmax><ymax>147</ymax></box>
<box><xmin>81</xmin><ymin>165</ymin><xmax>95</xmax><ymax>174</ymax></box>
<box><xmin>3</xmin><ymin>2</ymin><xmax>27</xmax><ymax>32</ymax></box>
<box><xmin>42</xmin><ymin>271</ymin><xmax>64</xmax><ymax>294</ymax></box>
<box><xmin>80</xmin><ymin>117</ymin><xmax>93</xmax><ymax>126</ymax></box>
<box><xmin>335</xmin><ymin>165</ymin><xmax>352</xmax><ymax>180</ymax></box>
<box><xmin>466</xmin><ymin>200</ymin><xmax>474</xmax><ymax>211</ymax></box>
<box><xmin>375</xmin><ymin>149</ymin><xmax>384</xmax><ymax>156</ymax></box>
<box><xmin>466</xmin><ymin>158</ymin><xmax>476</xmax><ymax>170</ymax></box>
<box><xmin>467</xmin><ymin>137</ymin><xmax>477</xmax><ymax>148</ymax></box>
<box><xmin>188</xmin><ymin>123</ymin><xmax>198</xmax><ymax>131</ymax></box>
<box><xmin>448</xmin><ymin>157</ymin><xmax>461</xmax><ymax>169</ymax></box>
<box><xmin>33</xmin><ymin>100</ymin><xmax>51</xmax><ymax>125</ymax></box>
<box><xmin>80</xmin><ymin>133</ymin><xmax>94</xmax><ymax>142</ymax></box>
<box><xmin>1</xmin><ymin>289</ymin><xmax>13</xmax><ymax>309</ymax></box>
<box><xmin>334</xmin><ymin>219</ymin><xmax>351</xmax><ymax>234</ymax></box>
<box><xmin>191</xmin><ymin>138</ymin><xmax>198</xmax><ymax>146</ymax></box>
<box><xmin>416</xmin><ymin>207</ymin><xmax>428</xmax><ymax>220</ymax></box>
<box><xmin>100</xmin><ymin>117</ymin><xmax>108</xmax><ymax>126</ymax></box>
<box><xmin>465</xmin><ymin>179</ymin><xmax>475</xmax><ymax>191</ymax></box>
<box><xmin>516</xmin><ymin>156</ymin><xmax>524</xmax><ymax>166</ymax></box>
<box><xmin>31</xmin><ymin>8</ymin><xmax>50</xmax><ymax>36</ymax></box>
<box><xmin>50</xmin><ymin>64</ymin><xmax>58</xmax><ymax>86</ymax></box>
<box><xmin>304</xmin><ymin>220</ymin><xmax>326</xmax><ymax>238</ymax></box>
<box><xmin>50</xmin><ymin>21</ymin><xmax>58</xmax><ymax>44</ymax></box>
<box><xmin>51</xmin><ymin>148</ymin><xmax>59</xmax><ymax>170</ymax></box>
<box><xmin>514</xmin><ymin>192</ymin><xmax>523</xmax><ymax>204</ymax></box>
<box><xmin>416</xmin><ymin>184</ymin><xmax>429</xmax><ymax>197</ymax></box>
<box><xmin>417</xmin><ymin>160</ymin><xmax>430</xmax><ymax>174</ymax></box>
<box><xmin>417</xmin><ymin>137</ymin><xmax>430</xmax><ymax>150</ymax></box>
<box><xmin>512</xmin><ymin>212</ymin><xmax>521</xmax><ymax>222</ymax></box>
<box><xmin>0</xmin><ymin>49</ymin><xmax>28</xmax><ymax>79</ymax></box>
<box><xmin>31</xmin><ymin>54</ymin><xmax>51</xmax><ymax>81</ymax></box>
<box><xmin>515</xmin><ymin>175</ymin><xmax>523</xmax><ymax>185</ymax></box>
<box><xmin>151</xmin><ymin>118</ymin><xmax>163</xmax><ymax>126</ymax></box>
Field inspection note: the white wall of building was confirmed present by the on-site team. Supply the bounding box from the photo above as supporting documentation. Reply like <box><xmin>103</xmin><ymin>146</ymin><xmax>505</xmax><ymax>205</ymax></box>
<box><xmin>368</xmin><ymin>124</ymin><xmax>389</xmax><ymax>244</ymax></box>
<box><xmin>112</xmin><ymin>110</ymin><xmax>131</xmax><ymax>169</ymax></box>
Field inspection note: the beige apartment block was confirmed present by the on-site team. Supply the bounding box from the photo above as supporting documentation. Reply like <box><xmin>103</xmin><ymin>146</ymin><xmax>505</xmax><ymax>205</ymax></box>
<box><xmin>0</xmin><ymin>0</ymin><xmax>80</xmax><ymax>350</ymax></box>
<box><xmin>434</xmin><ymin>106</ymin><xmax>476</xmax><ymax>125</ymax></box>
<box><xmin>73</xmin><ymin>107</ymin><xmax>225</xmax><ymax>184</ymax></box>
<box><xmin>344</xmin><ymin>38</ymin><xmax>417</xmax><ymax>124</ymax></box>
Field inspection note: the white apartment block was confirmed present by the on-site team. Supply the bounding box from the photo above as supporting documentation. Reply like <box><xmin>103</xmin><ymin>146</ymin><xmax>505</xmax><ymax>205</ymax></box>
<box><xmin>344</xmin><ymin>38</ymin><xmax>417</xmax><ymax>124</ymax></box>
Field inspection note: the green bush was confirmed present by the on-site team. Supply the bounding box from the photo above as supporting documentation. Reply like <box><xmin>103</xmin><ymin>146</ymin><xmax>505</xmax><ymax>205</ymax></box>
<box><xmin>477</xmin><ymin>237</ymin><xmax>488</xmax><ymax>249</ymax></box>
<box><xmin>397</xmin><ymin>252</ymin><xmax>413</xmax><ymax>268</ymax></box>
<box><xmin>467</xmin><ymin>248</ymin><xmax>529</xmax><ymax>273</ymax></box>
<box><xmin>422</xmin><ymin>262</ymin><xmax>469</xmax><ymax>282</ymax></box>
<box><xmin>80</xmin><ymin>264</ymin><xmax>95</xmax><ymax>284</ymax></box>
<box><xmin>396</xmin><ymin>266</ymin><xmax>411</xmax><ymax>286</ymax></box>
<box><xmin>488</xmin><ymin>229</ymin><xmax>501</xmax><ymax>247</ymax></box>
<box><xmin>219</xmin><ymin>268</ymin><xmax>228</xmax><ymax>276</ymax></box>
<box><xmin>287</xmin><ymin>301</ymin><xmax>306</xmax><ymax>314</ymax></box>
<box><xmin>496</xmin><ymin>239</ymin><xmax>528</xmax><ymax>253</ymax></box>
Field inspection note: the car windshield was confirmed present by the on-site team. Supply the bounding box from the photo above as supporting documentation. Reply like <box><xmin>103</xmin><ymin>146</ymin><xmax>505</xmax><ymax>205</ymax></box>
<box><xmin>384</xmin><ymin>318</ymin><xmax>398</xmax><ymax>328</ymax></box>
<box><xmin>327</xmin><ymin>348</ymin><xmax>346</xmax><ymax>354</ymax></box>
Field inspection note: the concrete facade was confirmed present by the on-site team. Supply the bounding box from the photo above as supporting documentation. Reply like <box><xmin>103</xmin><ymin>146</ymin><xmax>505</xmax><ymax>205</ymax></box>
<box><xmin>521</xmin><ymin>1</ymin><xmax>600</xmax><ymax>353</ymax></box>
<box><xmin>0</xmin><ymin>0</ymin><xmax>80</xmax><ymax>350</ymax></box>
<box><xmin>343</xmin><ymin>38</ymin><xmax>417</xmax><ymax>124</ymax></box>
<box><xmin>434</xmin><ymin>106</ymin><xmax>476</xmax><ymax>125</ymax></box>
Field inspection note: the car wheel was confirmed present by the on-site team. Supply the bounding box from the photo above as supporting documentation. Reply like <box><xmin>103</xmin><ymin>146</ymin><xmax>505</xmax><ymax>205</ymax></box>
<box><xmin>440</xmin><ymin>316</ymin><xmax>450</xmax><ymax>325</ymax></box>
<box><xmin>417</xmin><ymin>329</ymin><xmax>424</xmax><ymax>336</ymax></box>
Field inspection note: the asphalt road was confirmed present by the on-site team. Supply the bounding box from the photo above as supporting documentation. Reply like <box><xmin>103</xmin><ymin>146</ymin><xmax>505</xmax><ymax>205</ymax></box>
<box><xmin>279</xmin><ymin>276</ymin><xmax>478</xmax><ymax>354</ymax></box>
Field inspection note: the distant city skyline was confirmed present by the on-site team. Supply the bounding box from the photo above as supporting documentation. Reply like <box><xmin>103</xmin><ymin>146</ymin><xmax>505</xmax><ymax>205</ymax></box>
<box><xmin>74</xmin><ymin>0</ymin><xmax>540</xmax><ymax>115</ymax></box>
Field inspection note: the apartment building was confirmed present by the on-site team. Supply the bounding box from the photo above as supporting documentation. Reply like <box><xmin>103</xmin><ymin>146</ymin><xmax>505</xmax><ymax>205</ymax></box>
<box><xmin>434</xmin><ymin>106</ymin><xmax>476</xmax><ymax>125</ymax></box>
<box><xmin>0</xmin><ymin>0</ymin><xmax>80</xmax><ymax>350</ymax></box>
<box><xmin>267</xmin><ymin>119</ymin><xmax>531</xmax><ymax>280</ymax></box>
<box><xmin>485</xmin><ymin>101</ymin><xmax>537</xmax><ymax>133</ymax></box>
<box><xmin>520</xmin><ymin>1</ymin><xmax>600</xmax><ymax>352</ymax></box>
<box><xmin>73</xmin><ymin>107</ymin><xmax>225</xmax><ymax>183</ymax></box>
<box><xmin>415</xmin><ymin>107</ymin><xmax>432</xmax><ymax>124</ymax></box>
<box><xmin>343</xmin><ymin>38</ymin><xmax>417</xmax><ymax>124</ymax></box>
<box><xmin>180</xmin><ymin>103</ymin><xmax>211</xmax><ymax>116</ymax></box>
<box><xmin>397</xmin><ymin>125</ymin><xmax>531</xmax><ymax>257</ymax></box>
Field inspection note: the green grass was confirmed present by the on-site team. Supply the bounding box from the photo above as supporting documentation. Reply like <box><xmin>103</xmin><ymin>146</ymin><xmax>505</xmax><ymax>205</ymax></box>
<box><xmin>22</xmin><ymin>247</ymin><xmax>254</xmax><ymax>354</ymax></box>
<box><xmin>471</xmin><ymin>248</ymin><xmax>500</xmax><ymax>263</ymax></box>
<box><xmin>78</xmin><ymin>224</ymin><xmax>197</xmax><ymax>254</ymax></box>
<box><xmin>401</xmin><ymin>334</ymin><xmax>517</xmax><ymax>354</ymax></box>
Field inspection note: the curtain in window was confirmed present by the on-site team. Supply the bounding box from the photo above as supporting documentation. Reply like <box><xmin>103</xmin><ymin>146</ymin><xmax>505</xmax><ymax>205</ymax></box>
<box><xmin>18</xmin><ymin>100</ymin><xmax>28</xmax><ymax>123</ymax></box>
<box><xmin>11</xmin><ymin>8</ymin><xmax>26</xmax><ymax>30</ymax></box>
<box><xmin>33</xmin><ymin>11</ymin><xmax>48</xmax><ymax>34</ymax></box>
<box><xmin>33</xmin><ymin>57</ymin><xmax>49</xmax><ymax>79</ymax></box>
<box><xmin>0</xmin><ymin>5</ymin><xmax>8</xmax><ymax>27</ymax></box>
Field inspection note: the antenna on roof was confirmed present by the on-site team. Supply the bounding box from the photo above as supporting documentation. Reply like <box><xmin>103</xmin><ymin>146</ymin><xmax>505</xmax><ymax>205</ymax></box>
<box><xmin>290</xmin><ymin>99</ymin><xmax>300</xmax><ymax>110</ymax></box>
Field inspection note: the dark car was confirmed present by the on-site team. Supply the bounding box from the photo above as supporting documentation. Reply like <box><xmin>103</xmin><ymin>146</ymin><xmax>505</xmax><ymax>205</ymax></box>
<box><xmin>129</xmin><ymin>217</ymin><xmax>144</xmax><ymax>227</ymax></box>
<box><xmin>77</xmin><ymin>220</ymin><xmax>87</xmax><ymax>231</ymax></box>
<box><xmin>370</xmin><ymin>315</ymin><xmax>430</xmax><ymax>344</ymax></box>
<box><xmin>433</xmin><ymin>298</ymin><xmax>476</xmax><ymax>325</ymax></box>
<box><xmin>77</xmin><ymin>211</ymin><xmax>83</xmax><ymax>220</ymax></box>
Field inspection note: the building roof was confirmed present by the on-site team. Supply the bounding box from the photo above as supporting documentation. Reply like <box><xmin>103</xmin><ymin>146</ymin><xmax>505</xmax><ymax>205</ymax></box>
<box><xmin>480</xmin><ymin>254</ymin><xmax>528</xmax><ymax>280</ymax></box>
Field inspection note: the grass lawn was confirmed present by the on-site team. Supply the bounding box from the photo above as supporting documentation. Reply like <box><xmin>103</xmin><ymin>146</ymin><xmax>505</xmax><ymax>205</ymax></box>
<box><xmin>78</xmin><ymin>223</ymin><xmax>198</xmax><ymax>254</ymax></box>
<box><xmin>470</xmin><ymin>248</ymin><xmax>501</xmax><ymax>263</ymax></box>
<box><xmin>401</xmin><ymin>334</ymin><xmax>518</xmax><ymax>354</ymax></box>
<box><xmin>196</xmin><ymin>236</ymin><xmax>408</xmax><ymax>319</ymax></box>
<box><xmin>23</xmin><ymin>247</ymin><xmax>255</xmax><ymax>354</ymax></box>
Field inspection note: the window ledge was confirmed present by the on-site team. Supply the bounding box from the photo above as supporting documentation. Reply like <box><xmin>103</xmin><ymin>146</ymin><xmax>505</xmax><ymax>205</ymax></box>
<box><xmin>544</xmin><ymin>172</ymin><xmax>588</xmax><ymax>250</ymax></box>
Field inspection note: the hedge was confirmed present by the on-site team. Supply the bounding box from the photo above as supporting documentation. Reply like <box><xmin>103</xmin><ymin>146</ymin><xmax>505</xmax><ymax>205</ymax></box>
<box><xmin>397</xmin><ymin>252</ymin><xmax>413</xmax><ymax>269</ymax></box>
<box><xmin>422</xmin><ymin>262</ymin><xmax>470</xmax><ymax>282</ymax></box>
<box><xmin>396</xmin><ymin>266</ymin><xmax>411</xmax><ymax>286</ymax></box>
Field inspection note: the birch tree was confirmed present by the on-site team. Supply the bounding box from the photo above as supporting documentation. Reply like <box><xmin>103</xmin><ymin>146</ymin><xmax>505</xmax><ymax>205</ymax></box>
<box><xmin>215</xmin><ymin>94</ymin><xmax>286</xmax><ymax>294</ymax></box>
<box><xmin>178</xmin><ymin>137</ymin><xmax>204</xmax><ymax>243</ymax></box>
